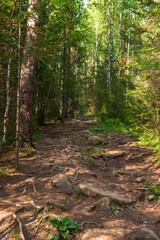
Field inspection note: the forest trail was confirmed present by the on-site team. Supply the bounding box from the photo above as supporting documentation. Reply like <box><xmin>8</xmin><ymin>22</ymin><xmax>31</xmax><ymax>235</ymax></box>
<box><xmin>0</xmin><ymin>116</ymin><xmax>160</xmax><ymax>240</ymax></box>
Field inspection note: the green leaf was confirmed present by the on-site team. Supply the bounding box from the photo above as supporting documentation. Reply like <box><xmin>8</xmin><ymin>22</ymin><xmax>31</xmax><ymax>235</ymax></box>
<box><xmin>59</xmin><ymin>226</ymin><xmax>67</xmax><ymax>231</ymax></box>
<box><xmin>49</xmin><ymin>218</ymin><xmax>59</xmax><ymax>228</ymax></box>
<box><xmin>36</xmin><ymin>206</ymin><xmax>44</xmax><ymax>213</ymax></box>
<box><xmin>47</xmin><ymin>234</ymin><xmax>59</xmax><ymax>240</ymax></box>
<box><xmin>67</xmin><ymin>222</ymin><xmax>77</xmax><ymax>229</ymax></box>
<box><xmin>53</xmin><ymin>234</ymin><xmax>60</xmax><ymax>240</ymax></box>
<box><xmin>60</xmin><ymin>216</ymin><xmax>71</xmax><ymax>225</ymax></box>
<box><xmin>61</xmin><ymin>230</ymin><xmax>69</xmax><ymax>238</ymax></box>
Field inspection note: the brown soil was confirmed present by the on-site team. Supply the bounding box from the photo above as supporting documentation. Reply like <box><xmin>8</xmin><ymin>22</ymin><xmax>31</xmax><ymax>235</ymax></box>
<box><xmin>0</xmin><ymin>115</ymin><xmax>160</xmax><ymax>240</ymax></box>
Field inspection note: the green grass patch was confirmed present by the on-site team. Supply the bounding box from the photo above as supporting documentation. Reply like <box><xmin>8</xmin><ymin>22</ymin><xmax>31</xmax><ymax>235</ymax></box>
<box><xmin>95</xmin><ymin>117</ymin><xmax>159</xmax><ymax>155</ymax></box>
<box><xmin>96</xmin><ymin>118</ymin><xmax>127</xmax><ymax>133</ymax></box>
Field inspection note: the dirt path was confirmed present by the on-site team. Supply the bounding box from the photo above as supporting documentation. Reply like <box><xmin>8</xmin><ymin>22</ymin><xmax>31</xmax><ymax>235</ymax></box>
<box><xmin>0</xmin><ymin>116</ymin><xmax>160</xmax><ymax>240</ymax></box>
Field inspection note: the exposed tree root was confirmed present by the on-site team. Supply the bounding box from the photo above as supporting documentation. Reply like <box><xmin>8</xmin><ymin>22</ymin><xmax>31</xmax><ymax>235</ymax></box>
<box><xmin>21</xmin><ymin>186</ymin><xmax>27</xmax><ymax>195</ymax></box>
<box><xmin>154</xmin><ymin>203</ymin><xmax>160</xmax><ymax>209</ymax></box>
<box><xmin>48</xmin><ymin>163</ymin><xmax>57</xmax><ymax>173</ymax></box>
<box><xmin>81</xmin><ymin>221</ymin><xmax>103</xmax><ymax>228</ymax></box>
<box><xmin>13</xmin><ymin>213</ymin><xmax>25</xmax><ymax>240</ymax></box>
<box><xmin>0</xmin><ymin>206</ymin><xmax>24</xmax><ymax>239</ymax></box>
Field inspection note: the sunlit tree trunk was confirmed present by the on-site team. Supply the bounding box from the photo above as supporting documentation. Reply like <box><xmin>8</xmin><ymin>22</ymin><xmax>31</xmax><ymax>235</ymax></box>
<box><xmin>107</xmin><ymin>0</ymin><xmax>111</xmax><ymax>89</ymax></box>
<box><xmin>104</xmin><ymin>0</ymin><xmax>108</xmax><ymax>87</ymax></box>
<box><xmin>19</xmin><ymin>0</ymin><xmax>39</xmax><ymax>147</ymax></box>
<box><xmin>126</xmin><ymin>28</ymin><xmax>130</xmax><ymax>106</ymax></box>
<box><xmin>1</xmin><ymin>0</ymin><xmax>17</xmax><ymax>147</ymax></box>
<box><xmin>110</xmin><ymin>2</ymin><xmax>114</xmax><ymax>79</ymax></box>
<box><xmin>118</xmin><ymin>0</ymin><xmax>122</xmax><ymax>81</ymax></box>
<box><xmin>16</xmin><ymin>0</ymin><xmax>21</xmax><ymax>168</ymax></box>
<box><xmin>69</xmin><ymin>45</ymin><xmax>74</xmax><ymax>117</ymax></box>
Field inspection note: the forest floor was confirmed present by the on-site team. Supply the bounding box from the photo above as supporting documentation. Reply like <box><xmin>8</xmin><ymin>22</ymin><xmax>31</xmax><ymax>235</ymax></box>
<box><xmin>0</xmin><ymin>115</ymin><xmax>160</xmax><ymax>240</ymax></box>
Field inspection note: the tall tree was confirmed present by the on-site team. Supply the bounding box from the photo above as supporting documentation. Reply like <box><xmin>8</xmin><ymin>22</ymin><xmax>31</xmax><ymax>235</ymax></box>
<box><xmin>19</xmin><ymin>0</ymin><xmax>40</xmax><ymax>147</ymax></box>
<box><xmin>1</xmin><ymin>0</ymin><xmax>17</xmax><ymax>147</ymax></box>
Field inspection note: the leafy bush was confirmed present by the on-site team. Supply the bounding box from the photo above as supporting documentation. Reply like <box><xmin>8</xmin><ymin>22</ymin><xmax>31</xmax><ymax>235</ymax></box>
<box><xmin>48</xmin><ymin>216</ymin><xmax>79</xmax><ymax>239</ymax></box>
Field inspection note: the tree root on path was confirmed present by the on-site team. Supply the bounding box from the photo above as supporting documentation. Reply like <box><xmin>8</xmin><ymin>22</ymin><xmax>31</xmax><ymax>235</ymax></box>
<box><xmin>13</xmin><ymin>213</ymin><xmax>25</xmax><ymax>240</ymax></box>
<box><xmin>48</xmin><ymin>163</ymin><xmax>63</xmax><ymax>173</ymax></box>
<box><xmin>22</xmin><ymin>177</ymin><xmax>47</xmax><ymax>195</ymax></box>
<box><xmin>80</xmin><ymin>221</ymin><xmax>103</xmax><ymax>228</ymax></box>
<box><xmin>38</xmin><ymin>162</ymin><xmax>64</xmax><ymax>173</ymax></box>
<box><xmin>0</xmin><ymin>206</ymin><xmax>25</xmax><ymax>239</ymax></box>
<box><xmin>68</xmin><ymin>171</ymin><xmax>79</xmax><ymax>180</ymax></box>
<box><xmin>154</xmin><ymin>203</ymin><xmax>160</xmax><ymax>209</ymax></box>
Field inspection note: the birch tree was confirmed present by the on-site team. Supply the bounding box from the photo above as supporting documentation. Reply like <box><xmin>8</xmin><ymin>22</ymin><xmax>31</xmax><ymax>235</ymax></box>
<box><xmin>16</xmin><ymin>0</ymin><xmax>21</xmax><ymax>168</ymax></box>
<box><xmin>1</xmin><ymin>0</ymin><xmax>17</xmax><ymax>147</ymax></box>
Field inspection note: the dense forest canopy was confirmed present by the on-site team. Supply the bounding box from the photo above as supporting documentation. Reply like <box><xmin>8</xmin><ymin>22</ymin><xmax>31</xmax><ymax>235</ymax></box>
<box><xmin>0</xmin><ymin>0</ymin><xmax>159</xmax><ymax>159</ymax></box>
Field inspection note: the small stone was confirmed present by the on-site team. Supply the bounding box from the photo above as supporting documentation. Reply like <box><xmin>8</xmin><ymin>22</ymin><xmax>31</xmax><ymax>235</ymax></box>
<box><xmin>136</xmin><ymin>177</ymin><xmax>145</xmax><ymax>182</ymax></box>
<box><xmin>52</xmin><ymin>174</ymin><xmax>72</xmax><ymax>194</ymax></box>
<box><xmin>132</xmin><ymin>228</ymin><xmax>160</xmax><ymax>240</ymax></box>
<box><xmin>47</xmin><ymin>201</ymin><xmax>65</xmax><ymax>211</ymax></box>
<box><xmin>88</xmin><ymin>136</ymin><xmax>106</xmax><ymax>146</ymax></box>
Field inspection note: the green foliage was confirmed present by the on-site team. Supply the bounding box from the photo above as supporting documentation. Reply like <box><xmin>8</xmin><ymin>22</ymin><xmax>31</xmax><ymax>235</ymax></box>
<box><xmin>80</xmin><ymin>148</ymin><xmax>88</xmax><ymax>156</ymax></box>
<box><xmin>48</xmin><ymin>216</ymin><xmax>79</xmax><ymax>239</ymax></box>
<box><xmin>19</xmin><ymin>147</ymin><xmax>35</xmax><ymax>156</ymax></box>
<box><xmin>112</xmin><ymin>170</ymin><xmax>125</xmax><ymax>176</ymax></box>
<box><xmin>130</xmin><ymin>125</ymin><xmax>159</xmax><ymax>147</ymax></box>
<box><xmin>148</xmin><ymin>183</ymin><xmax>160</xmax><ymax>200</ymax></box>
<box><xmin>139</xmin><ymin>181</ymin><xmax>160</xmax><ymax>201</ymax></box>
<box><xmin>109</xmin><ymin>197</ymin><xmax>135</xmax><ymax>215</ymax></box>
<box><xmin>32</xmin><ymin>128</ymin><xmax>42</xmax><ymax>141</ymax></box>
<box><xmin>97</xmin><ymin>118</ymin><xmax>127</xmax><ymax>133</ymax></box>
<box><xmin>73</xmin><ymin>186</ymin><xmax>82</xmax><ymax>199</ymax></box>
<box><xmin>92</xmin><ymin>151</ymin><xmax>103</xmax><ymax>157</ymax></box>
<box><xmin>36</xmin><ymin>206</ymin><xmax>45</xmax><ymax>213</ymax></box>
<box><xmin>85</xmin><ymin>134</ymin><xmax>90</xmax><ymax>139</ymax></box>
<box><xmin>96</xmin><ymin>200</ymin><xmax>102</xmax><ymax>207</ymax></box>
<box><xmin>89</xmin><ymin>128</ymin><xmax>103</xmax><ymax>133</ymax></box>
<box><xmin>0</xmin><ymin>168</ymin><xmax>8</xmax><ymax>178</ymax></box>
<box><xmin>153</xmin><ymin>155</ymin><xmax>160</xmax><ymax>165</ymax></box>
<box><xmin>1</xmin><ymin>134</ymin><xmax>15</xmax><ymax>150</ymax></box>
<box><xmin>88</xmin><ymin>159</ymin><xmax>96</xmax><ymax>169</ymax></box>
<box><xmin>74</xmin><ymin>139</ymin><xmax>80</xmax><ymax>145</ymax></box>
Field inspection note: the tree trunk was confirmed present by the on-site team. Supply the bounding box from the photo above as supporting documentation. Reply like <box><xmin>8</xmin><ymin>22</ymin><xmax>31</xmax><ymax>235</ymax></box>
<box><xmin>16</xmin><ymin>0</ymin><xmax>21</xmax><ymax>168</ymax></box>
<box><xmin>107</xmin><ymin>0</ymin><xmax>111</xmax><ymax>89</ymax></box>
<box><xmin>19</xmin><ymin>0</ymin><xmax>39</xmax><ymax>147</ymax></box>
<box><xmin>1</xmin><ymin>0</ymin><xmax>17</xmax><ymax>147</ymax></box>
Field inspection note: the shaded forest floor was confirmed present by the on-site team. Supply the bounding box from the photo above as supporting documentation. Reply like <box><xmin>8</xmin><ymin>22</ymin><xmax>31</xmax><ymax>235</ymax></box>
<box><xmin>0</xmin><ymin>115</ymin><xmax>160</xmax><ymax>240</ymax></box>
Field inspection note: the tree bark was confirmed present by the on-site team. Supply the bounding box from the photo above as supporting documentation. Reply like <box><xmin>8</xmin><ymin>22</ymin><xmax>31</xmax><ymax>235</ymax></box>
<box><xmin>19</xmin><ymin>0</ymin><xmax>39</xmax><ymax>147</ymax></box>
<box><xmin>1</xmin><ymin>0</ymin><xmax>17</xmax><ymax>148</ymax></box>
<box><xmin>16</xmin><ymin>0</ymin><xmax>22</xmax><ymax>168</ymax></box>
